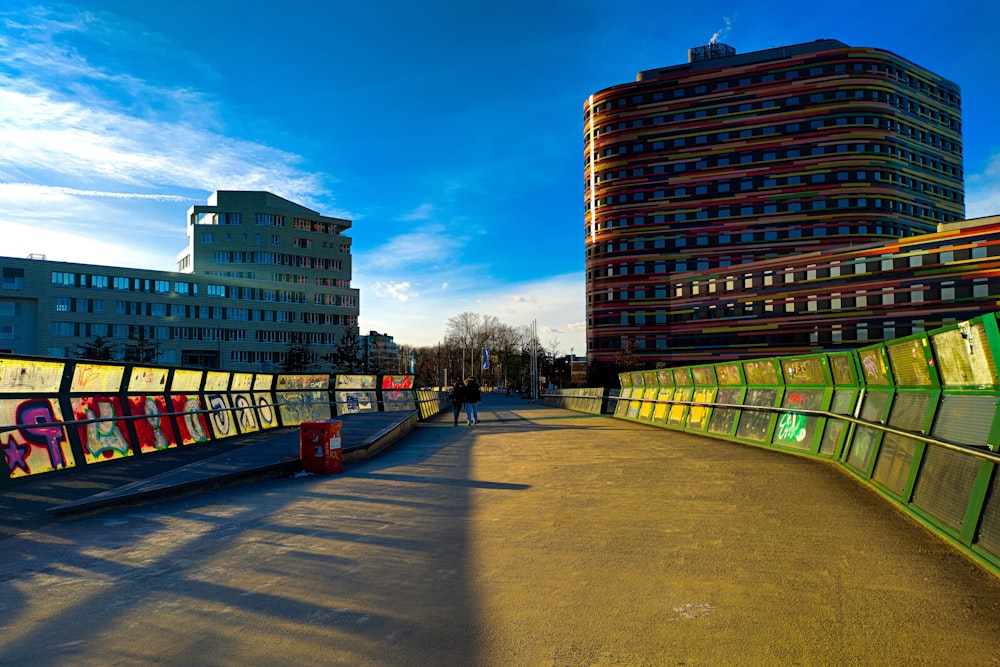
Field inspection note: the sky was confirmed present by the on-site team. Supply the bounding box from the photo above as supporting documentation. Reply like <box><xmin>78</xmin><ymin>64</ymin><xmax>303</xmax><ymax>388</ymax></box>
<box><xmin>1</xmin><ymin>0</ymin><xmax>998</xmax><ymax>356</ymax></box>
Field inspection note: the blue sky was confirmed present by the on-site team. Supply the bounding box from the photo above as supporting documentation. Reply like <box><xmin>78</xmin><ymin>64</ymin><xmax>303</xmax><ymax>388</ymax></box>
<box><xmin>1</xmin><ymin>1</ymin><xmax>998</xmax><ymax>355</ymax></box>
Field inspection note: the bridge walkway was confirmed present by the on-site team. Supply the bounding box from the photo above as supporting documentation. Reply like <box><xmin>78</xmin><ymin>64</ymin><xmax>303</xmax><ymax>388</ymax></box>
<box><xmin>1</xmin><ymin>394</ymin><xmax>999</xmax><ymax>665</ymax></box>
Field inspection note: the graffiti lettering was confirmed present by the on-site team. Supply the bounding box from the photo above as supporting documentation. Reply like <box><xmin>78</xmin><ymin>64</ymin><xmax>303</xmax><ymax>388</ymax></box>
<box><xmin>16</xmin><ymin>399</ymin><xmax>68</xmax><ymax>469</ymax></box>
<box><xmin>144</xmin><ymin>397</ymin><xmax>170</xmax><ymax>450</ymax></box>
<box><xmin>786</xmin><ymin>391</ymin><xmax>807</xmax><ymax>408</ymax></box>
<box><xmin>234</xmin><ymin>394</ymin><xmax>258</xmax><ymax>432</ymax></box>
<box><xmin>84</xmin><ymin>402</ymin><xmax>131</xmax><ymax>458</ymax></box>
<box><xmin>208</xmin><ymin>394</ymin><xmax>232</xmax><ymax>437</ymax></box>
<box><xmin>256</xmin><ymin>395</ymin><xmax>276</xmax><ymax>427</ymax></box>
<box><xmin>182</xmin><ymin>398</ymin><xmax>209</xmax><ymax>443</ymax></box>
<box><xmin>775</xmin><ymin>413</ymin><xmax>808</xmax><ymax>443</ymax></box>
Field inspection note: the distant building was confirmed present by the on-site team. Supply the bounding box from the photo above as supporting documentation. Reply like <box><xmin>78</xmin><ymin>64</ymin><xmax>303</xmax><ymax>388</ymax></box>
<box><xmin>664</xmin><ymin>214</ymin><xmax>1000</xmax><ymax>364</ymax></box>
<box><xmin>361</xmin><ymin>330</ymin><xmax>399</xmax><ymax>374</ymax></box>
<box><xmin>0</xmin><ymin>191</ymin><xmax>359</xmax><ymax>371</ymax></box>
<box><xmin>584</xmin><ymin>39</ymin><xmax>968</xmax><ymax>380</ymax></box>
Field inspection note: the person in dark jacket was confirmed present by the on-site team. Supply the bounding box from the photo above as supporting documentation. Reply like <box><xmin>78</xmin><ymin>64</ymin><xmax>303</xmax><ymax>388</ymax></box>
<box><xmin>449</xmin><ymin>379</ymin><xmax>465</xmax><ymax>426</ymax></box>
<box><xmin>464</xmin><ymin>377</ymin><xmax>482</xmax><ymax>425</ymax></box>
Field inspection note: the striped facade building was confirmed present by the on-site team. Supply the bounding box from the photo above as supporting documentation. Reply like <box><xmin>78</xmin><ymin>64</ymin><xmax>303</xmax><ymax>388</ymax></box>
<box><xmin>584</xmin><ymin>39</ymin><xmax>970</xmax><ymax>381</ymax></box>
<box><xmin>0</xmin><ymin>191</ymin><xmax>360</xmax><ymax>371</ymax></box>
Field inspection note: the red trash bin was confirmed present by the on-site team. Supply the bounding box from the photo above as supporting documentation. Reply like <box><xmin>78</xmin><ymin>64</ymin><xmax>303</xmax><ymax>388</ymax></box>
<box><xmin>299</xmin><ymin>420</ymin><xmax>343</xmax><ymax>474</ymax></box>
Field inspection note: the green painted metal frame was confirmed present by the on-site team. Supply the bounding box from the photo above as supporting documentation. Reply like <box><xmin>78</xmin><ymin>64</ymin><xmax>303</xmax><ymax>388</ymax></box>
<box><xmin>607</xmin><ymin>312</ymin><xmax>1000</xmax><ymax>576</ymax></box>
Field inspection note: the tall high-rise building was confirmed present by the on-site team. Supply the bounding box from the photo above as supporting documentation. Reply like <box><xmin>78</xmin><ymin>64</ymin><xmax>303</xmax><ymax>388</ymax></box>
<box><xmin>584</xmin><ymin>39</ymin><xmax>965</xmax><ymax>379</ymax></box>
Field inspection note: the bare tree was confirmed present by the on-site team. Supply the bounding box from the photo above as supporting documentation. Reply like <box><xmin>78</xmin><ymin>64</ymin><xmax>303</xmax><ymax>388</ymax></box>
<box><xmin>445</xmin><ymin>312</ymin><xmax>482</xmax><ymax>379</ymax></box>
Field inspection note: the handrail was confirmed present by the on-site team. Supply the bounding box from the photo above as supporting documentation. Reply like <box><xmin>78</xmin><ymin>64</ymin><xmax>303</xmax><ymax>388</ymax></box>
<box><xmin>605</xmin><ymin>394</ymin><xmax>1000</xmax><ymax>464</ymax></box>
<box><xmin>0</xmin><ymin>394</ymin><xmax>446</xmax><ymax>435</ymax></box>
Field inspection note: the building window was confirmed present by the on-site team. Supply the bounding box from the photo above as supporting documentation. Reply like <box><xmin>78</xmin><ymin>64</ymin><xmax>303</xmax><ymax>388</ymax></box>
<box><xmin>51</xmin><ymin>272</ymin><xmax>75</xmax><ymax>287</ymax></box>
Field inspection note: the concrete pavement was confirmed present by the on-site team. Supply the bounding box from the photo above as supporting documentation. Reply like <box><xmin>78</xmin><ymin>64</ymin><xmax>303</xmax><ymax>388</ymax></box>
<box><xmin>1</xmin><ymin>394</ymin><xmax>999</xmax><ymax>665</ymax></box>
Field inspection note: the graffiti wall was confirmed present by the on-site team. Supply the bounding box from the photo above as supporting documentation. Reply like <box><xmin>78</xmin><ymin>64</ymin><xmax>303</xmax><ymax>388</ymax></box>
<box><xmin>0</xmin><ymin>359</ymin><xmax>74</xmax><ymax>479</ymax></box>
<box><xmin>0</xmin><ymin>356</ymin><xmax>436</xmax><ymax>483</ymax></box>
<box><xmin>277</xmin><ymin>374</ymin><xmax>331</xmax><ymax>425</ymax></box>
<box><xmin>335</xmin><ymin>391</ymin><xmax>376</xmax><ymax>415</ymax></box>
<box><xmin>0</xmin><ymin>397</ymin><xmax>76</xmax><ymax>478</ymax></box>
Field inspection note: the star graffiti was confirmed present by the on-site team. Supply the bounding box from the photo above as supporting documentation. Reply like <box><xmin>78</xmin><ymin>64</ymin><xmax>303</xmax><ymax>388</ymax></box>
<box><xmin>2</xmin><ymin>435</ymin><xmax>31</xmax><ymax>475</ymax></box>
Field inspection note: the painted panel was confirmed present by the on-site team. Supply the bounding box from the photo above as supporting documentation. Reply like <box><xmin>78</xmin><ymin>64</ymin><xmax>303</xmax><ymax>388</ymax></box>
<box><xmin>382</xmin><ymin>375</ymin><xmax>414</xmax><ymax>390</ymax></box>
<box><xmin>668</xmin><ymin>387</ymin><xmax>692</xmax><ymax>426</ymax></box>
<box><xmin>0</xmin><ymin>359</ymin><xmax>65</xmax><ymax>393</ymax></box>
<box><xmin>773</xmin><ymin>389</ymin><xmax>824</xmax><ymax>450</ymax></box>
<box><xmin>69</xmin><ymin>363</ymin><xmax>125</xmax><ymax>393</ymax></box>
<box><xmin>253</xmin><ymin>392</ymin><xmax>278</xmax><ymax>429</ymax></box>
<box><xmin>279</xmin><ymin>374</ymin><xmax>330</xmax><ymax>390</ymax></box>
<box><xmin>638</xmin><ymin>387</ymin><xmax>657</xmax><ymax>420</ymax></box>
<box><xmin>781</xmin><ymin>357</ymin><xmax>825</xmax><ymax>385</ymax></box>
<box><xmin>231</xmin><ymin>393</ymin><xmax>260</xmax><ymax>433</ymax></box>
<box><xmin>0</xmin><ymin>398</ymin><xmax>76</xmax><ymax>478</ymax></box>
<box><xmin>687</xmin><ymin>387</ymin><xmax>716</xmax><ymax>429</ymax></box>
<box><xmin>71</xmin><ymin>395</ymin><xmax>133</xmax><ymax>464</ymax></box>
<box><xmin>335</xmin><ymin>391</ymin><xmax>376</xmax><ymax>415</ymax></box>
<box><xmin>735</xmin><ymin>388</ymin><xmax>778</xmax><ymax>442</ymax></box>
<box><xmin>707</xmin><ymin>388</ymin><xmax>743</xmax><ymax>435</ymax></box>
<box><xmin>931</xmin><ymin>323</ymin><xmax>1000</xmax><ymax>386</ymax></box>
<box><xmin>886</xmin><ymin>338</ymin><xmax>933</xmax><ymax>387</ymax></box>
<box><xmin>205</xmin><ymin>393</ymin><xmax>237</xmax><ymax>439</ymax></box>
<box><xmin>205</xmin><ymin>372</ymin><xmax>231</xmax><ymax>392</ymax></box>
<box><xmin>652</xmin><ymin>387</ymin><xmax>672</xmax><ymax>422</ymax></box>
<box><xmin>126</xmin><ymin>395</ymin><xmax>178</xmax><ymax>452</ymax></box>
<box><xmin>743</xmin><ymin>360</ymin><xmax>778</xmax><ymax>385</ymax></box>
<box><xmin>829</xmin><ymin>354</ymin><xmax>858</xmax><ymax>385</ymax></box>
<box><xmin>691</xmin><ymin>366</ymin><xmax>716</xmax><ymax>386</ymax></box>
<box><xmin>716</xmin><ymin>363</ymin><xmax>743</xmax><ymax>386</ymax></box>
<box><xmin>336</xmin><ymin>374</ymin><xmax>377</xmax><ymax>389</ymax></box>
<box><xmin>671</xmin><ymin>367</ymin><xmax>692</xmax><ymax>386</ymax></box>
<box><xmin>231</xmin><ymin>373</ymin><xmax>254</xmax><ymax>392</ymax></box>
<box><xmin>278</xmin><ymin>391</ymin><xmax>331</xmax><ymax>425</ymax></box>
<box><xmin>171</xmin><ymin>369</ymin><xmax>204</xmax><ymax>393</ymax></box>
<box><xmin>170</xmin><ymin>394</ymin><xmax>210</xmax><ymax>445</ymax></box>
<box><xmin>382</xmin><ymin>390</ymin><xmax>416</xmax><ymax>411</ymax></box>
<box><xmin>253</xmin><ymin>374</ymin><xmax>274</xmax><ymax>391</ymax></box>
<box><xmin>859</xmin><ymin>348</ymin><xmax>890</xmax><ymax>386</ymax></box>
<box><xmin>127</xmin><ymin>367</ymin><xmax>169</xmax><ymax>393</ymax></box>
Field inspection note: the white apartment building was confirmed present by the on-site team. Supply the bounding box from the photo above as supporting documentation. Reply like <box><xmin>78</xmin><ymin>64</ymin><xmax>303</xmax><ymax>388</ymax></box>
<box><xmin>0</xmin><ymin>191</ymin><xmax>360</xmax><ymax>371</ymax></box>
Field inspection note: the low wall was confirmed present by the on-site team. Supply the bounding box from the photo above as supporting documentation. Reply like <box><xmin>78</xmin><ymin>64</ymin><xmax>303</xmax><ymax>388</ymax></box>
<box><xmin>610</xmin><ymin>312</ymin><xmax>1000</xmax><ymax>577</ymax></box>
<box><xmin>0</xmin><ymin>359</ymin><xmax>446</xmax><ymax>485</ymax></box>
<box><xmin>542</xmin><ymin>387</ymin><xmax>610</xmax><ymax>414</ymax></box>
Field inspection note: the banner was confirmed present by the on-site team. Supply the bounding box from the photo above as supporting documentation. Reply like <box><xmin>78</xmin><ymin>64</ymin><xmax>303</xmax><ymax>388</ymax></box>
<box><xmin>482</xmin><ymin>348</ymin><xmax>490</xmax><ymax>370</ymax></box>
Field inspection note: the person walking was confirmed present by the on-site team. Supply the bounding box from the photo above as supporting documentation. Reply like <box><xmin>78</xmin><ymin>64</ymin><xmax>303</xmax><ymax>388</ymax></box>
<box><xmin>449</xmin><ymin>379</ymin><xmax>465</xmax><ymax>426</ymax></box>
<box><xmin>464</xmin><ymin>377</ymin><xmax>482</xmax><ymax>425</ymax></box>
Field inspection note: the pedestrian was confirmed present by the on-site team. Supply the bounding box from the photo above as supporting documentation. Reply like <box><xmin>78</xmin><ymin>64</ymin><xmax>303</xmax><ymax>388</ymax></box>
<box><xmin>449</xmin><ymin>379</ymin><xmax>465</xmax><ymax>426</ymax></box>
<box><xmin>464</xmin><ymin>377</ymin><xmax>481</xmax><ymax>425</ymax></box>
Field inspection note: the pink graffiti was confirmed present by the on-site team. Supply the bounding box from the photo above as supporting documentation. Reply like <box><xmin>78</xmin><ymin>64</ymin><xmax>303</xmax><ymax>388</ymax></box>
<box><xmin>15</xmin><ymin>399</ymin><xmax>68</xmax><ymax>470</ymax></box>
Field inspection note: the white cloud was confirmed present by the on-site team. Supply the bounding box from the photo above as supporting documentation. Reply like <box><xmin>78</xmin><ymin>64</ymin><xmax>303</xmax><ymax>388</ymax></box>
<box><xmin>0</xmin><ymin>5</ymin><xmax>344</xmax><ymax>272</ymax></box>
<box><xmin>399</xmin><ymin>203</ymin><xmax>434</xmax><ymax>221</ymax></box>
<box><xmin>0</xmin><ymin>86</ymin><xmax>325</xmax><ymax>202</ymax></box>
<box><xmin>0</xmin><ymin>182</ymin><xmax>195</xmax><ymax>203</ymax></box>
<box><xmin>354</xmin><ymin>226</ymin><xmax>464</xmax><ymax>270</ymax></box>
<box><xmin>966</xmin><ymin>151</ymin><xmax>1000</xmax><ymax>219</ymax></box>
<box><xmin>372</xmin><ymin>281</ymin><xmax>420</xmax><ymax>302</ymax></box>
